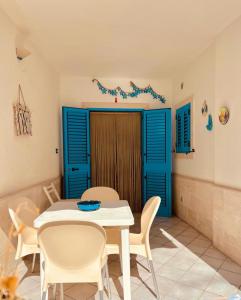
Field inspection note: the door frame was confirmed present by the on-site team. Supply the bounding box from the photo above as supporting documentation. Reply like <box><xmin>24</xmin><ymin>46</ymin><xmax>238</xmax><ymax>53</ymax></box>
<box><xmin>63</xmin><ymin>107</ymin><xmax>172</xmax><ymax>214</ymax></box>
<box><xmin>88</xmin><ymin>108</ymin><xmax>144</xmax><ymax>112</ymax></box>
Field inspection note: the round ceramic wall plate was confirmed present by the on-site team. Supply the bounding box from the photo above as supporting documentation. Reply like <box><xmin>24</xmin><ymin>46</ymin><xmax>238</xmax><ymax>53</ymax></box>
<box><xmin>219</xmin><ymin>106</ymin><xmax>230</xmax><ymax>125</ymax></box>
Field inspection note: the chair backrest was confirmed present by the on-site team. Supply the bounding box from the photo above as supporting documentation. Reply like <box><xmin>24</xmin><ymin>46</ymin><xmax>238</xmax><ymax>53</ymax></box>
<box><xmin>38</xmin><ymin>221</ymin><xmax>106</xmax><ymax>282</ymax></box>
<box><xmin>141</xmin><ymin>196</ymin><xmax>161</xmax><ymax>241</ymax></box>
<box><xmin>8</xmin><ymin>196</ymin><xmax>39</xmax><ymax>229</ymax></box>
<box><xmin>8</xmin><ymin>208</ymin><xmax>23</xmax><ymax>232</ymax></box>
<box><xmin>81</xmin><ymin>187</ymin><xmax>120</xmax><ymax>202</ymax></box>
<box><xmin>43</xmin><ymin>183</ymin><xmax>61</xmax><ymax>205</ymax></box>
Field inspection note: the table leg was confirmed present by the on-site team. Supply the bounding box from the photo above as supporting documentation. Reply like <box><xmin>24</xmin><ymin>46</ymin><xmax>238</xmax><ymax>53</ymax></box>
<box><xmin>40</xmin><ymin>251</ymin><xmax>48</xmax><ymax>300</ymax></box>
<box><xmin>121</xmin><ymin>226</ymin><xmax>131</xmax><ymax>300</ymax></box>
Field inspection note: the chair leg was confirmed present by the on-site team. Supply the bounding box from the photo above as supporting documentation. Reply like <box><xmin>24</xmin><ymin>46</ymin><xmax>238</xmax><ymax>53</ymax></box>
<box><xmin>148</xmin><ymin>260</ymin><xmax>160</xmax><ymax>300</ymax></box>
<box><xmin>98</xmin><ymin>272</ymin><xmax>105</xmax><ymax>300</ymax></box>
<box><xmin>104</xmin><ymin>264</ymin><xmax>112</xmax><ymax>299</ymax></box>
<box><xmin>101</xmin><ymin>269</ymin><xmax>105</xmax><ymax>291</ymax></box>
<box><xmin>31</xmin><ymin>253</ymin><xmax>36</xmax><ymax>273</ymax></box>
<box><xmin>119</xmin><ymin>246</ymin><xmax>123</xmax><ymax>274</ymax></box>
<box><xmin>42</xmin><ymin>282</ymin><xmax>48</xmax><ymax>300</ymax></box>
<box><xmin>59</xmin><ymin>283</ymin><xmax>64</xmax><ymax>300</ymax></box>
<box><xmin>41</xmin><ymin>291</ymin><xmax>48</xmax><ymax>300</ymax></box>
<box><xmin>99</xmin><ymin>290</ymin><xmax>104</xmax><ymax>300</ymax></box>
<box><xmin>146</xmin><ymin>258</ymin><xmax>151</xmax><ymax>273</ymax></box>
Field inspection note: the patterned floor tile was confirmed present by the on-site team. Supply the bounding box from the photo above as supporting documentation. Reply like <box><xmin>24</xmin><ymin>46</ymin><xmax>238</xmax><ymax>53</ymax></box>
<box><xmin>17</xmin><ymin>216</ymin><xmax>241</xmax><ymax>300</ymax></box>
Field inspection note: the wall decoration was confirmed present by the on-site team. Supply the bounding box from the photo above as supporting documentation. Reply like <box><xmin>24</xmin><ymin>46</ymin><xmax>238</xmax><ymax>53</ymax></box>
<box><xmin>13</xmin><ymin>84</ymin><xmax>32</xmax><ymax>136</ymax></box>
<box><xmin>219</xmin><ymin>106</ymin><xmax>230</xmax><ymax>125</ymax></box>
<box><xmin>201</xmin><ymin>100</ymin><xmax>208</xmax><ymax>116</ymax></box>
<box><xmin>92</xmin><ymin>79</ymin><xmax>166</xmax><ymax>103</ymax></box>
<box><xmin>16</xmin><ymin>47</ymin><xmax>31</xmax><ymax>61</ymax></box>
<box><xmin>206</xmin><ymin>114</ymin><xmax>213</xmax><ymax>131</ymax></box>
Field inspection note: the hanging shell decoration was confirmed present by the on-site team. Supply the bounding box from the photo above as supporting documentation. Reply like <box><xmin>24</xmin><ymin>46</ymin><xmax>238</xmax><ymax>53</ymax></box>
<box><xmin>206</xmin><ymin>114</ymin><xmax>213</xmax><ymax>131</ymax></box>
<box><xmin>201</xmin><ymin>100</ymin><xmax>208</xmax><ymax>116</ymax></box>
<box><xmin>13</xmin><ymin>85</ymin><xmax>32</xmax><ymax>136</ymax></box>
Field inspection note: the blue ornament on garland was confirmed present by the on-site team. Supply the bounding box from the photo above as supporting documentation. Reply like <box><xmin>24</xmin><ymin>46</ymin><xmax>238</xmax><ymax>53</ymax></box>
<box><xmin>206</xmin><ymin>114</ymin><xmax>213</xmax><ymax>131</ymax></box>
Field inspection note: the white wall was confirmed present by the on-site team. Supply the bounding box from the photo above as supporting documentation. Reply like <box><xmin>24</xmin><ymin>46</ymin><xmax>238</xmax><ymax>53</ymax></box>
<box><xmin>0</xmin><ymin>9</ymin><xmax>60</xmax><ymax>197</ymax></box>
<box><xmin>2</xmin><ymin>1</ymin><xmax>241</xmax><ymax>195</ymax></box>
<box><xmin>173</xmin><ymin>45</ymin><xmax>216</xmax><ymax>181</ymax></box>
<box><xmin>60</xmin><ymin>76</ymin><xmax>173</xmax><ymax>108</ymax></box>
<box><xmin>173</xmin><ymin>14</ymin><xmax>241</xmax><ymax>190</ymax></box>
<box><xmin>214</xmin><ymin>16</ymin><xmax>241</xmax><ymax>189</ymax></box>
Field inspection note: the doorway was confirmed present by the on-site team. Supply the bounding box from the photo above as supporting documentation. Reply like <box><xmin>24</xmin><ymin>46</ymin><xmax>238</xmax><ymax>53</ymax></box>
<box><xmin>90</xmin><ymin>112</ymin><xmax>142</xmax><ymax>212</ymax></box>
<box><xmin>62</xmin><ymin>106</ymin><xmax>172</xmax><ymax>217</ymax></box>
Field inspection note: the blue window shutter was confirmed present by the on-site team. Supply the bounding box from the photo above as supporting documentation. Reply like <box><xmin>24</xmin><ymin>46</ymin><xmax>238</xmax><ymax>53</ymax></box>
<box><xmin>62</xmin><ymin>107</ymin><xmax>90</xmax><ymax>199</ymax></box>
<box><xmin>142</xmin><ymin>109</ymin><xmax>172</xmax><ymax>217</ymax></box>
<box><xmin>183</xmin><ymin>104</ymin><xmax>191</xmax><ymax>152</ymax></box>
<box><xmin>176</xmin><ymin>110</ymin><xmax>183</xmax><ymax>152</ymax></box>
<box><xmin>176</xmin><ymin>103</ymin><xmax>191</xmax><ymax>153</ymax></box>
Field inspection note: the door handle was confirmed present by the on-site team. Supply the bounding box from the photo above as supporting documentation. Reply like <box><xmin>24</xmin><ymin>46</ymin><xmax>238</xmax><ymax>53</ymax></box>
<box><xmin>71</xmin><ymin>167</ymin><xmax>79</xmax><ymax>171</ymax></box>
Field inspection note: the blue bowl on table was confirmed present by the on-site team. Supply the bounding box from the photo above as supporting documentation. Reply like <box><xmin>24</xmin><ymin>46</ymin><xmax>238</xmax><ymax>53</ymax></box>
<box><xmin>77</xmin><ymin>200</ymin><xmax>101</xmax><ymax>211</ymax></box>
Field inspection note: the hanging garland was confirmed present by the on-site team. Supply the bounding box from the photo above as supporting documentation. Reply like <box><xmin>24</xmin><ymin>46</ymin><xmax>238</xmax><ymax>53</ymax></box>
<box><xmin>92</xmin><ymin>79</ymin><xmax>166</xmax><ymax>103</ymax></box>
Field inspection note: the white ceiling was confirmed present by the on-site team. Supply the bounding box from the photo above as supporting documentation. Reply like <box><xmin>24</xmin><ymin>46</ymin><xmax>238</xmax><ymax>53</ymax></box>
<box><xmin>2</xmin><ymin>0</ymin><xmax>241</xmax><ymax>78</ymax></box>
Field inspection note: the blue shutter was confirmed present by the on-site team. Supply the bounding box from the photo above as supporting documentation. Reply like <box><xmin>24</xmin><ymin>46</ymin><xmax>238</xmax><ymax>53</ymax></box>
<box><xmin>176</xmin><ymin>111</ymin><xmax>182</xmax><ymax>151</ymax></box>
<box><xmin>183</xmin><ymin>105</ymin><xmax>191</xmax><ymax>152</ymax></box>
<box><xmin>142</xmin><ymin>109</ymin><xmax>172</xmax><ymax>216</ymax></box>
<box><xmin>176</xmin><ymin>103</ymin><xmax>191</xmax><ymax>153</ymax></box>
<box><xmin>62</xmin><ymin>107</ymin><xmax>90</xmax><ymax>199</ymax></box>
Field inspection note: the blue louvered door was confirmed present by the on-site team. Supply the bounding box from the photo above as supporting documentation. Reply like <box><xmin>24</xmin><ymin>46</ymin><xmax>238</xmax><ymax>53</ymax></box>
<box><xmin>62</xmin><ymin>107</ymin><xmax>90</xmax><ymax>199</ymax></box>
<box><xmin>142</xmin><ymin>109</ymin><xmax>172</xmax><ymax>216</ymax></box>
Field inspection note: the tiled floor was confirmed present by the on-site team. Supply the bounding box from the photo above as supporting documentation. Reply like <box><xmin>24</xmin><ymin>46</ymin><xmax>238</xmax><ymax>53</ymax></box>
<box><xmin>17</xmin><ymin>215</ymin><xmax>241</xmax><ymax>300</ymax></box>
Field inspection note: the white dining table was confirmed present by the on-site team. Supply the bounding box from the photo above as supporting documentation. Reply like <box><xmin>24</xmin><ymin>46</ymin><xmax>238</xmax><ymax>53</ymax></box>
<box><xmin>34</xmin><ymin>200</ymin><xmax>134</xmax><ymax>300</ymax></box>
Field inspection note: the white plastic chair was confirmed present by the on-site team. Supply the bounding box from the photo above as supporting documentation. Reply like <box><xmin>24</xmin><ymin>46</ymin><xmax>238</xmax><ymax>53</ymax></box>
<box><xmin>43</xmin><ymin>183</ymin><xmax>61</xmax><ymax>205</ymax></box>
<box><xmin>81</xmin><ymin>186</ymin><xmax>120</xmax><ymax>202</ymax></box>
<box><xmin>9</xmin><ymin>196</ymin><xmax>40</xmax><ymax>228</ymax></box>
<box><xmin>106</xmin><ymin>196</ymin><xmax>161</xmax><ymax>300</ymax></box>
<box><xmin>38</xmin><ymin>221</ymin><xmax>111</xmax><ymax>300</ymax></box>
<box><xmin>8</xmin><ymin>208</ymin><xmax>39</xmax><ymax>272</ymax></box>
<box><xmin>82</xmin><ymin>186</ymin><xmax>123</xmax><ymax>269</ymax></box>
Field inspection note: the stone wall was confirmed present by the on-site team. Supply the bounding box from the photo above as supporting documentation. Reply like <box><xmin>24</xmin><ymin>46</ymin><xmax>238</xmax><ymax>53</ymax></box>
<box><xmin>173</xmin><ymin>174</ymin><xmax>241</xmax><ymax>266</ymax></box>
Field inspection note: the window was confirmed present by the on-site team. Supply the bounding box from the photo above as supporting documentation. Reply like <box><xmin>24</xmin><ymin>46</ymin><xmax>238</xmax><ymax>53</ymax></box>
<box><xmin>175</xmin><ymin>102</ymin><xmax>191</xmax><ymax>154</ymax></box>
